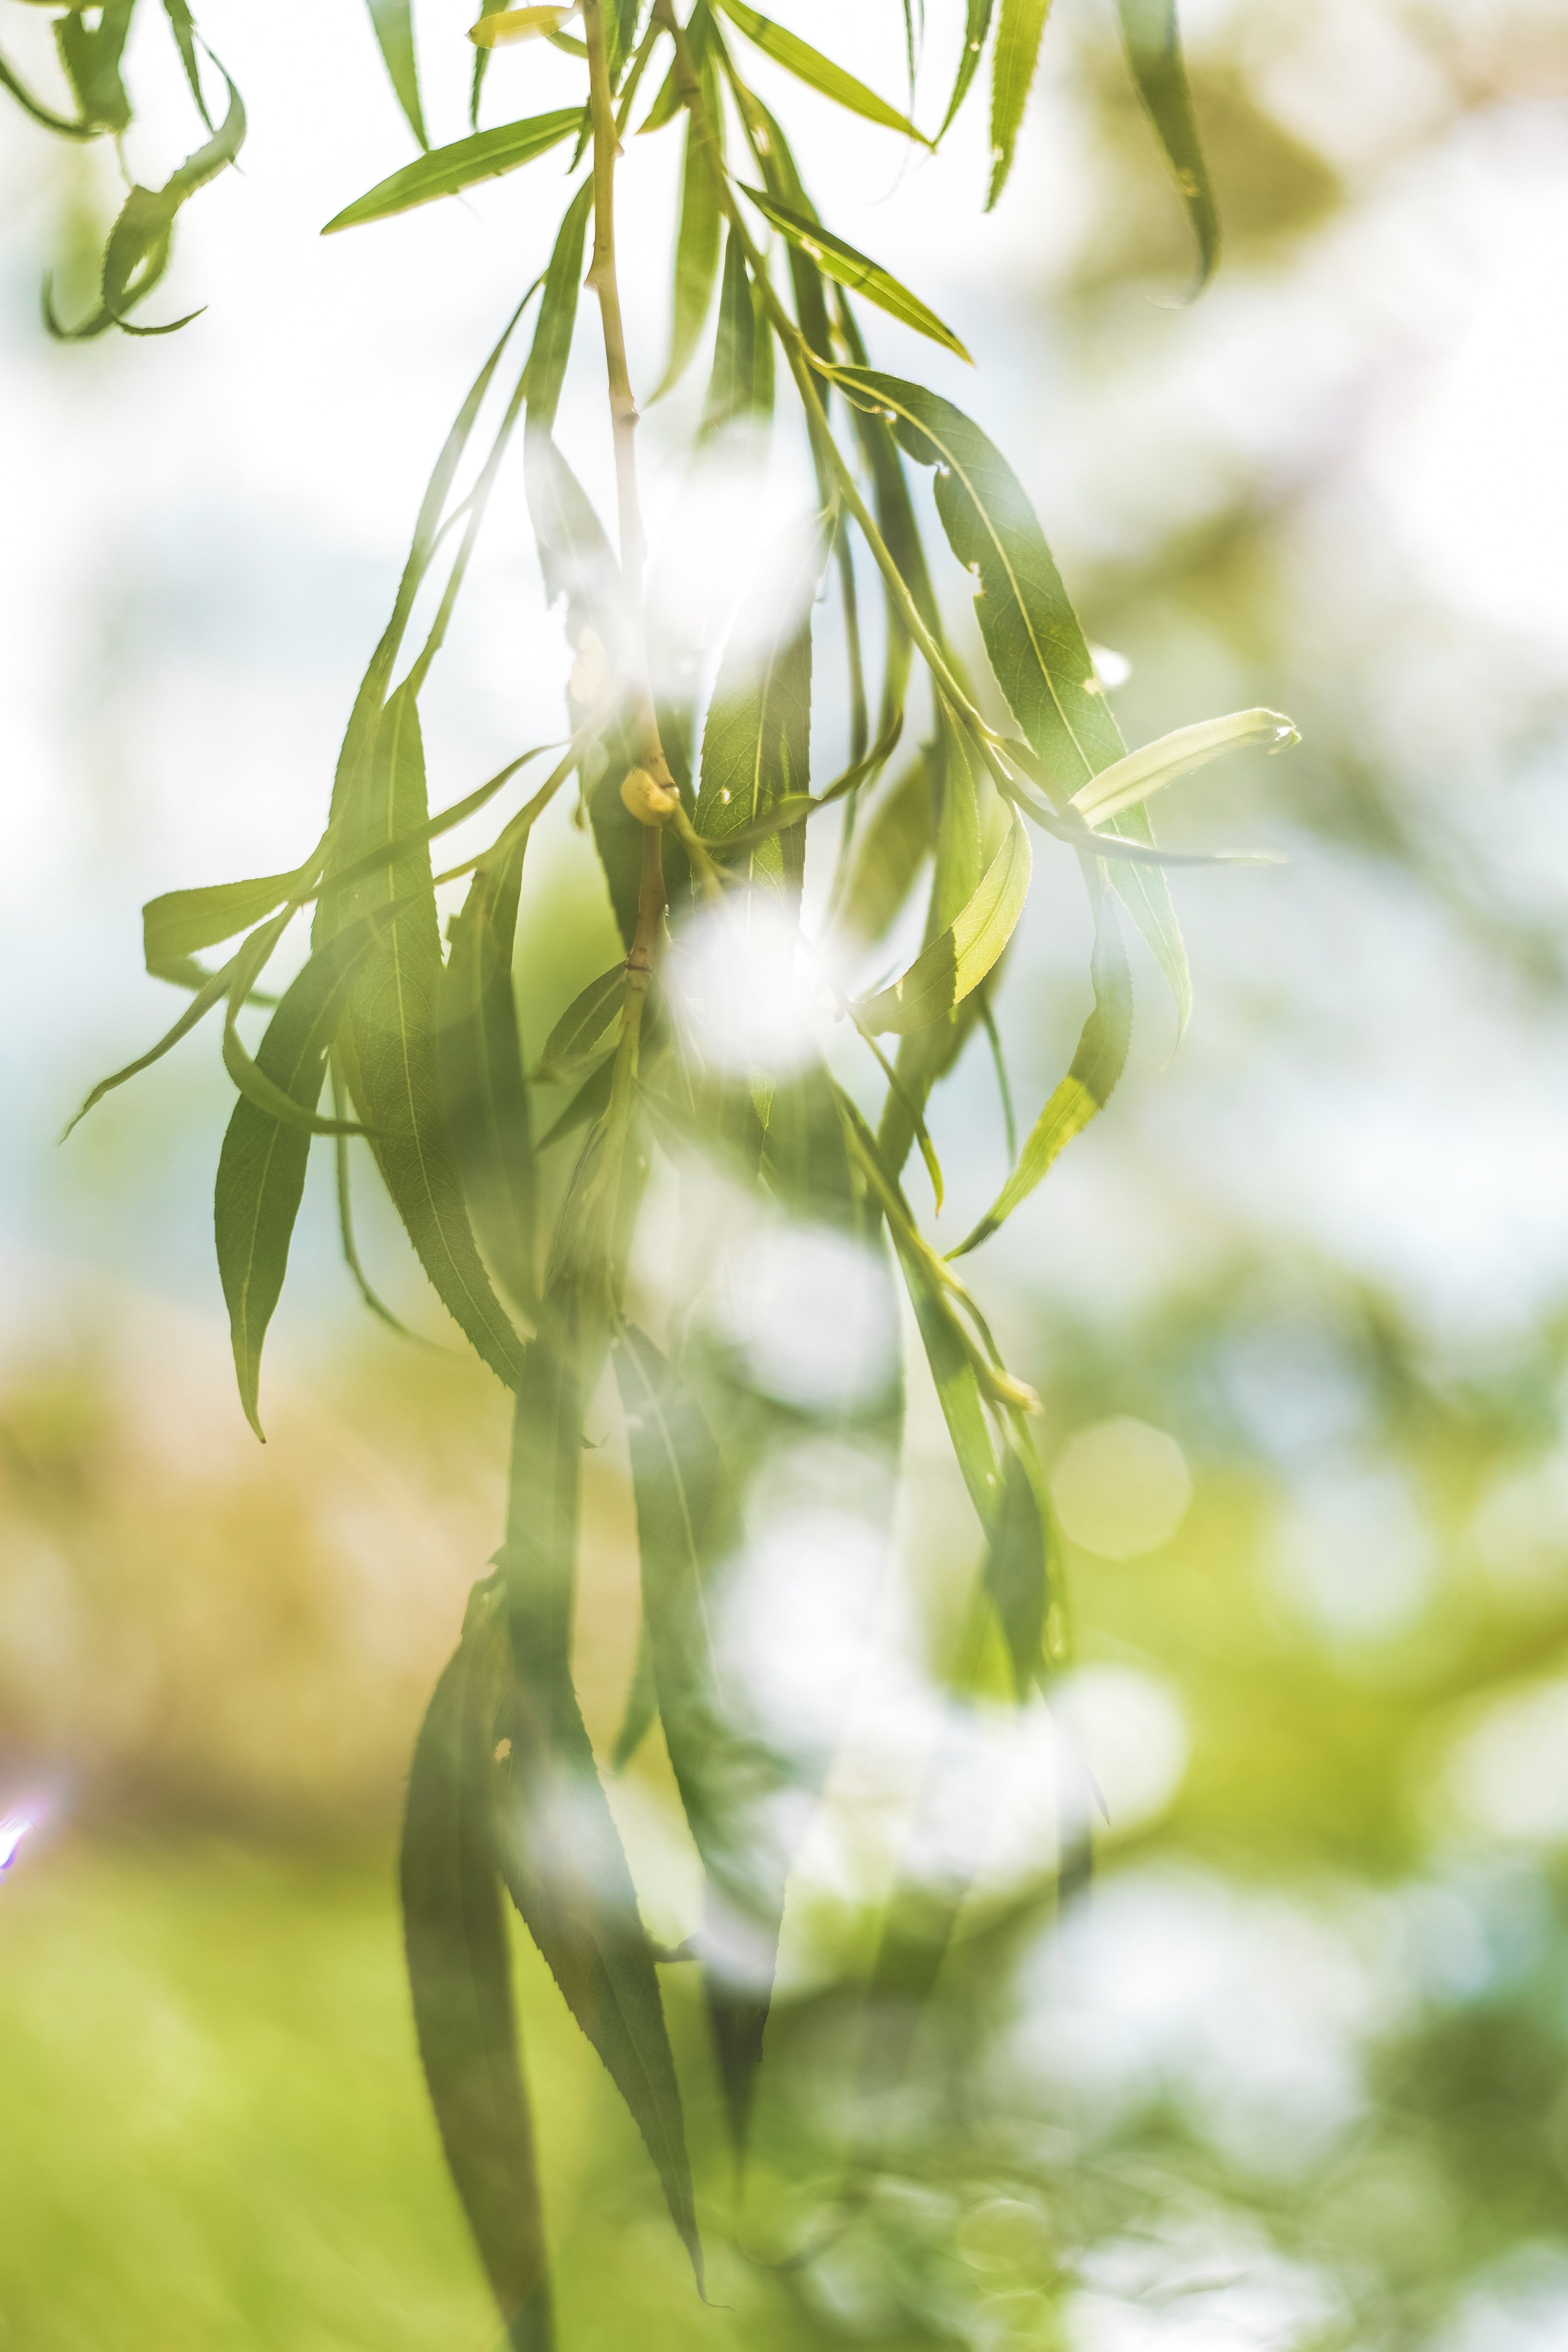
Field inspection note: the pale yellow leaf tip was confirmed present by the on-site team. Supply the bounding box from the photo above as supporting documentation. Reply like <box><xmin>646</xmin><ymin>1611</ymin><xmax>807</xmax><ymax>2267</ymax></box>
<box><xmin>469</xmin><ymin>4</ymin><xmax>577</xmax><ymax>47</ymax></box>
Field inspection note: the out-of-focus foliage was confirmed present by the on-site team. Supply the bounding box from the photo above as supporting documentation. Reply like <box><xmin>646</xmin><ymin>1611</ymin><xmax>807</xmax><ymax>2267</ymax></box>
<box><xmin>6</xmin><ymin>0</ymin><xmax>1568</xmax><ymax>2343</ymax></box>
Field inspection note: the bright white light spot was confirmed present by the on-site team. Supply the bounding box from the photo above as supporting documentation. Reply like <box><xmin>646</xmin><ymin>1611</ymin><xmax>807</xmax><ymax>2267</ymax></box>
<box><xmin>1443</xmin><ymin>1679</ymin><xmax>1568</xmax><ymax>1846</ymax></box>
<box><xmin>1052</xmin><ymin>1418</ymin><xmax>1192</xmax><ymax>1560</ymax></box>
<box><xmin>719</xmin><ymin>1222</ymin><xmax>897</xmax><ymax>1413</ymax></box>
<box><xmin>718</xmin><ymin>1508</ymin><xmax>887</xmax><ymax>1755</ymax></box>
<box><xmin>1087</xmin><ymin>641</ymin><xmax>1132</xmax><ymax>689</ymax></box>
<box><xmin>1056</xmin><ymin>1665</ymin><xmax>1189</xmax><ymax>1835</ymax></box>
<box><xmin>668</xmin><ymin>900</ymin><xmax>816</xmax><ymax>1076</ymax></box>
<box><xmin>0</xmin><ymin>1815</ymin><xmax>33</xmax><ymax>1874</ymax></box>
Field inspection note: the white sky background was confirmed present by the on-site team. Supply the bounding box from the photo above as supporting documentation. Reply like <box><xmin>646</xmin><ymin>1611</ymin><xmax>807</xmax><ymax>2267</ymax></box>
<box><xmin>2</xmin><ymin>0</ymin><xmax>1566</xmax><ymax>1363</ymax></box>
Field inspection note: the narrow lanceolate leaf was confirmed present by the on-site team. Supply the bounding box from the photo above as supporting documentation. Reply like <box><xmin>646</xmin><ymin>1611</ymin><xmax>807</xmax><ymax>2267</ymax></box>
<box><xmin>615</xmin><ymin>1327</ymin><xmax>792</xmax><ymax>2152</ymax></box>
<box><xmin>938</xmin><ymin>0</ymin><xmax>996</xmax><ymax>142</ymax></box>
<box><xmin>853</xmin><ymin>808</ymin><xmax>1029</xmax><ymax>1036</ymax></box>
<box><xmin>837</xmin><ymin>368</ymin><xmax>1191</xmax><ymax>1032</ymax></box>
<box><xmin>62</xmin><ymin>942</ymin><xmax>252</xmax><ymax>1140</ymax></box>
<box><xmin>403</xmin><ymin>1595</ymin><xmax>554</xmax><ymax>2352</ymax></box>
<box><xmin>472</xmin><ymin>6</ymin><xmax>577</xmax><ymax>45</ymax></box>
<box><xmin>161</xmin><ymin>0</ymin><xmax>214</xmax><ymax>132</ymax></box>
<box><xmin>143</xmin><ymin>866</ymin><xmax>315</xmax><ymax>976</ymax></box>
<box><xmin>737</xmin><ymin>187</ymin><xmax>971</xmax><ymax>363</ymax></box>
<box><xmin>438</xmin><ymin>832</ymin><xmax>538</xmax><ymax>1323</ymax></box>
<box><xmin>366</xmin><ymin>0</ymin><xmax>429</xmax><ymax>148</ymax></box>
<box><xmin>696</xmin><ymin>522</ymin><xmax>827</xmax><ymax>902</ymax></box>
<box><xmin>986</xmin><ymin>0</ymin><xmax>1053</xmax><ymax>209</ymax></box>
<box><xmin>46</xmin><ymin>75</ymin><xmax>245</xmax><ymax>339</ymax></box>
<box><xmin>834</xmin><ymin>753</ymin><xmax>934</xmax><ymax>946</ymax></box>
<box><xmin>1071</xmin><ymin>708</ymin><xmax>1298</xmax><ymax>827</ymax></box>
<box><xmin>0</xmin><ymin>44</ymin><xmax>94</xmax><ymax>137</ymax></box>
<box><xmin>715</xmin><ymin>0</ymin><xmax>931</xmax><ymax>146</ymax></box>
<box><xmin>652</xmin><ymin>84</ymin><xmax>723</xmax><ymax>400</ymax></box>
<box><xmin>535</xmin><ymin>965</ymin><xmax>625</xmax><ymax>1085</ymax></box>
<box><xmin>493</xmin><ymin>1322</ymin><xmax>702</xmax><ymax>2287</ymax></box>
<box><xmin>610</xmin><ymin>1617</ymin><xmax>658</xmax><ymax>1774</ymax></box>
<box><xmin>1116</xmin><ymin>0</ymin><xmax>1218</xmax><ymax>291</ymax></box>
<box><xmin>984</xmin><ymin>1439</ymin><xmax>1053</xmax><ymax>1697</ymax></box>
<box><xmin>328</xmin><ymin>683</ymin><xmax>527</xmax><ymax>1389</ymax></box>
<box><xmin>952</xmin><ymin>881</ymin><xmax>1131</xmax><ymax>1257</ymax></box>
<box><xmin>321</xmin><ymin>111</ymin><xmax>584</xmax><ymax>233</ymax></box>
<box><xmin>214</xmin><ymin>913</ymin><xmax>395</xmax><ymax>1439</ymax></box>
<box><xmin>699</xmin><ymin>225</ymin><xmax>758</xmax><ymax>441</ymax></box>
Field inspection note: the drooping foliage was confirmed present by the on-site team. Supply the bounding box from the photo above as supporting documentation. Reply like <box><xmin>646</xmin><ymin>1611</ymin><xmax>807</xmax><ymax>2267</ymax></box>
<box><xmin>10</xmin><ymin>0</ymin><xmax>1296</xmax><ymax>2335</ymax></box>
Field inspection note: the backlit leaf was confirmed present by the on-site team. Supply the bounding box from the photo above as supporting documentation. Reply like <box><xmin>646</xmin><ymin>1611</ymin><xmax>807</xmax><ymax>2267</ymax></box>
<box><xmin>951</xmin><ymin>877</ymin><xmax>1131</xmax><ymax>1256</ymax></box>
<box><xmin>938</xmin><ymin>0</ymin><xmax>996</xmax><ymax>142</ymax></box>
<box><xmin>214</xmin><ymin>911</ymin><xmax>397</xmax><ymax>1439</ymax></box>
<box><xmin>46</xmin><ymin>73</ymin><xmax>245</xmax><ymax>338</ymax></box>
<box><xmin>535</xmin><ymin>965</ymin><xmax>625</xmax><ymax>1085</ymax></box>
<box><xmin>984</xmin><ymin>1439</ymin><xmax>1054</xmax><ymax>1696</ymax></box>
<box><xmin>493</xmin><ymin>1321</ymin><xmax>703</xmax><ymax>2286</ymax></box>
<box><xmin>698</xmin><ymin>223</ymin><xmax>759</xmax><ymax>440</ymax></box>
<box><xmin>143</xmin><ymin>866</ymin><xmax>314</xmax><ymax>978</ymax></box>
<box><xmin>652</xmin><ymin>70</ymin><xmax>724</xmax><ymax>400</ymax></box>
<box><xmin>852</xmin><ymin>806</ymin><xmax>1030</xmax><ymax>1036</ymax></box>
<box><xmin>833</xmin><ymin>752</ymin><xmax>934</xmax><ymax>946</ymax></box>
<box><xmin>715</xmin><ymin>0</ymin><xmax>931</xmax><ymax>146</ymax></box>
<box><xmin>1071</xmin><ymin>707</ymin><xmax>1298</xmax><ymax>826</ymax></box>
<box><xmin>326</xmin><ymin>682</ymin><xmax>527</xmax><ymax>1389</ymax></box>
<box><xmin>1116</xmin><ymin>0</ymin><xmax>1218</xmax><ymax>291</ymax></box>
<box><xmin>439</xmin><ymin>831</ymin><xmax>538</xmax><ymax>1323</ymax></box>
<box><xmin>986</xmin><ymin>0</ymin><xmax>1053</xmax><ymax>209</ymax></box>
<box><xmin>366</xmin><ymin>0</ymin><xmax>429</xmax><ymax>148</ymax></box>
<box><xmin>837</xmin><ymin>367</ymin><xmax>1191</xmax><ymax>1030</ymax></box>
<box><xmin>738</xmin><ymin>185</ymin><xmax>971</xmax><ymax>362</ymax></box>
<box><xmin>321</xmin><ymin>110</ymin><xmax>584</xmax><ymax>234</ymax></box>
<box><xmin>696</xmin><ymin>521</ymin><xmax>828</xmax><ymax>904</ymax></box>
<box><xmin>402</xmin><ymin>1595</ymin><xmax>554</xmax><ymax>2351</ymax></box>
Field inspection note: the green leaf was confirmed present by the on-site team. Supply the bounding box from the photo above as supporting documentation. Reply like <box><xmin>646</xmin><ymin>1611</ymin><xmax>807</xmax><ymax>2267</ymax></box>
<box><xmin>55</xmin><ymin>0</ymin><xmax>134</xmax><ymax>132</ymax></box>
<box><xmin>321</xmin><ymin>110</ymin><xmax>584</xmax><ymax>234</ymax></box>
<box><xmin>1116</xmin><ymin>0</ymin><xmax>1218</xmax><ymax>291</ymax></box>
<box><xmin>366</xmin><ymin>0</ymin><xmax>429</xmax><ymax>149</ymax></box>
<box><xmin>837</xmin><ymin>367</ymin><xmax>1192</xmax><ymax>1031</ymax></box>
<box><xmin>738</xmin><ymin>186</ymin><xmax>971</xmax><ymax>362</ymax></box>
<box><xmin>0</xmin><ymin>45</ymin><xmax>94</xmax><ymax>137</ymax></box>
<box><xmin>402</xmin><ymin>1597</ymin><xmax>554</xmax><ymax>2352</ymax></box>
<box><xmin>494</xmin><ymin>1323</ymin><xmax>702</xmax><ymax>2287</ymax></box>
<box><xmin>1071</xmin><ymin>707</ymin><xmax>1298</xmax><ymax>826</ymax></box>
<box><xmin>715</xmin><ymin>0</ymin><xmax>931</xmax><ymax>146</ymax></box>
<box><xmin>652</xmin><ymin>75</ymin><xmax>724</xmax><ymax>400</ymax></box>
<box><xmin>614</xmin><ymin>1326</ymin><xmax>793</xmax><ymax>2150</ymax></box>
<box><xmin>938</xmin><ymin>0</ymin><xmax>996</xmax><ymax>142</ymax></box>
<box><xmin>214</xmin><ymin>911</ymin><xmax>396</xmax><ymax>1439</ymax></box>
<box><xmin>639</xmin><ymin>0</ymin><xmax>709</xmax><ymax>133</ymax></box>
<box><xmin>160</xmin><ymin>0</ymin><xmax>215</xmax><ymax>132</ymax></box>
<box><xmin>984</xmin><ymin>1438</ymin><xmax>1053</xmax><ymax>1696</ymax></box>
<box><xmin>986</xmin><ymin>0</ymin><xmax>1053</xmax><ymax>209</ymax></box>
<box><xmin>852</xmin><ymin>807</ymin><xmax>1029</xmax><ymax>1036</ymax></box>
<box><xmin>143</xmin><ymin>866</ymin><xmax>314</xmax><ymax>978</ymax></box>
<box><xmin>470</xmin><ymin>42</ymin><xmax>491</xmax><ymax>128</ymax></box>
<box><xmin>951</xmin><ymin>878</ymin><xmax>1131</xmax><ymax>1256</ymax></box>
<box><xmin>327</xmin><ymin>682</ymin><xmax>528</xmax><ymax>1389</ymax></box>
<box><xmin>438</xmin><ymin>831</ymin><xmax>539</xmax><ymax>1323</ymax></box>
<box><xmin>698</xmin><ymin>223</ymin><xmax>759</xmax><ymax>440</ymax></box>
<box><xmin>537</xmin><ymin>1054</ymin><xmax>616</xmax><ymax>1151</ymax></box>
<box><xmin>332</xmin><ymin>1055</ymin><xmax>445</xmax><ymax>1347</ymax></box>
<box><xmin>535</xmin><ymin>965</ymin><xmax>625</xmax><ymax>1085</ymax></box>
<box><xmin>62</xmin><ymin>963</ymin><xmax>228</xmax><ymax>1138</ymax></box>
<box><xmin>833</xmin><ymin>751</ymin><xmax>934</xmax><ymax>946</ymax></box>
<box><xmin>610</xmin><ymin>1616</ymin><xmax>659</xmax><ymax>1774</ymax></box>
<box><xmin>526</xmin><ymin>181</ymin><xmax>595</xmax><ymax>438</ymax></box>
<box><xmin>45</xmin><ymin>73</ymin><xmax>245</xmax><ymax>339</ymax></box>
<box><xmin>695</xmin><ymin>521</ymin><xmax>827</xmax><ymax>904</ymax></box>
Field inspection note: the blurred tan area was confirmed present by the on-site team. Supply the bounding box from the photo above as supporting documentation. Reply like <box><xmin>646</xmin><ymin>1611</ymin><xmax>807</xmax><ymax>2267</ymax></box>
<box><xmin>5</xmin><ymin>0</ymin><xmax>1568</xmax><ymax>2345</ymax></box>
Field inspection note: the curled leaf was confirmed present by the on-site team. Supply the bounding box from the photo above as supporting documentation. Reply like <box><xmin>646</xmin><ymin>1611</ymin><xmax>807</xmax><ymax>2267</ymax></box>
<box><xmin>1071</xmin><ymin>707</ymin><xmax>1297</xmax><ymax>827</ymax></box>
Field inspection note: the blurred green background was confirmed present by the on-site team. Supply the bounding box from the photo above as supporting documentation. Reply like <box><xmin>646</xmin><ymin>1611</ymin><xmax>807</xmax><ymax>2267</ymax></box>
<box><xmin>5</xmin><ymin>0</ymin><xmax>1568</xmax><ymax>2344</ymax></box>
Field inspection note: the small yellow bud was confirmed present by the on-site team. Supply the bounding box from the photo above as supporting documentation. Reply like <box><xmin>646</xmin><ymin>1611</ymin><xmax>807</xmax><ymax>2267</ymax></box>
<box><xmin>620</xmin><ymin>766</ymin><xmax>679</xmax><ymax>826</ymax></box>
